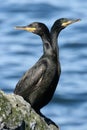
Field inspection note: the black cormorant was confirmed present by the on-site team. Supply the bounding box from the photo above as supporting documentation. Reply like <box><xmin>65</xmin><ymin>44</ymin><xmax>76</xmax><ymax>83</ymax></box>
<box><xmin>50</xmin><ymin>18</ymin><xmax>80</xmax><ymax>80</ymax></box>
<box><xmin>14</xmin><ymin>22</ymin><xmax>58</xmax><ymax>112</ymax></box>
<box><xmin>14</xmin><ymin>18</ymin><xmax>80</xmax><ymax>112</ymax></box>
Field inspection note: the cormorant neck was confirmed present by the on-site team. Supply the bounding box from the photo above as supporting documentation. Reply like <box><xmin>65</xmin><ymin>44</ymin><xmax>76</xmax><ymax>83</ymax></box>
<box><xmin>41</xmin><ymin>33</ymin><xmax>53</xmax><ymax>55</ymax></box>
<box><xmin>51</xmin><ymin>28</ymin><xmax>62</xmax><ymax>59</ymax></box>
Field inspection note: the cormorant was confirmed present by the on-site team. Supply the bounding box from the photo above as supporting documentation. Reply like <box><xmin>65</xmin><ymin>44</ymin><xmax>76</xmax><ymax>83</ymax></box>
<box><xmin>14</xmin><ymin>18</ymin><xmax>80</xmax><ymax>112</ymax></box>
<box><xmin>14</xmin><ymin>22</ymin><xmax>58</xmax><ymax>112</ymax></box>
<box><xmin>50</xmin><ymin>18</ymin><xmax>80</xmax><ymax>78</ymax></box>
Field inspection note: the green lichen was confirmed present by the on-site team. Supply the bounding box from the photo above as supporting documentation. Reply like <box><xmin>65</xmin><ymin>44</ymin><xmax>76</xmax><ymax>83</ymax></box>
<box><xmin>0</xmin><ymin>92</ymin><xmax>11</xmax><ymax>121</ymax></box>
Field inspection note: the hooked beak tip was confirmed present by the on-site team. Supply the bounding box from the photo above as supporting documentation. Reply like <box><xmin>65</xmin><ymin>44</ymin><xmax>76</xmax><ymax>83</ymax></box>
<box><xmin>75</xmin><ymin>19</ymin><xmax>81</xmax><ymax>22</ymax></box>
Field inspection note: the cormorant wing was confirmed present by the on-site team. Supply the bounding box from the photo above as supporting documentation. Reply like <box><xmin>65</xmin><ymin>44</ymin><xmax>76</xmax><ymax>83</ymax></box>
<box><xmin>14</xmin><ymin>60</ymin><xmax>47</xmax><ymax>95</ymax></box>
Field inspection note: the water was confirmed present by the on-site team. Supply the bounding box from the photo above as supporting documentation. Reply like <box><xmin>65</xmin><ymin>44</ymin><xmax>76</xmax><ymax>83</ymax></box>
<box><xmin>0</xmin><ymin>0</ymin><xmax>87</xmax><ymax>130</ymax></box>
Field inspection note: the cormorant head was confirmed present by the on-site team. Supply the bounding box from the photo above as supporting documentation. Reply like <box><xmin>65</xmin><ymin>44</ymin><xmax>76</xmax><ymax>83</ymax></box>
<box><xmin>51</xmin><ymin>18</ymin><xmax>80</xmax><ymax>31</ymax></box>
<box><xmin>15</xmin><ymin>22</ymin><xmax>49</xmax><ymax>37</ymax></box>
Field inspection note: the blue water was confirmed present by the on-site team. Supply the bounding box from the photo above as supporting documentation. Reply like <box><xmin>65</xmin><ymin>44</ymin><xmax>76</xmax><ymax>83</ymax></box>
<box><xmin>0</xmin><ymin>0</ymin><xmax>87</xmax><ymax>130</ymax></box>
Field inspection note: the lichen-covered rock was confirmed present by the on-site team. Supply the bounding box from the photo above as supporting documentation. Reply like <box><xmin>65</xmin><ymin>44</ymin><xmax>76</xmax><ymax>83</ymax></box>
<box><xmin>0</xmin><ymin>90</ymin><xmax>59</xmax><ymax>130</ymax></box>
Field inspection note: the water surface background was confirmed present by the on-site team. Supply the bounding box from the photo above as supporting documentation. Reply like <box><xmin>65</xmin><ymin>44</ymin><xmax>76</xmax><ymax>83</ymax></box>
<box><xmin>0</xmin><ymin>0</ymin><xmax>87</xmax><ymax>130</ymax></box>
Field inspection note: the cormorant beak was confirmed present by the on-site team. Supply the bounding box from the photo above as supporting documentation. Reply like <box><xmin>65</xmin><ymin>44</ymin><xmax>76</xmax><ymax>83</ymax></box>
<box><xmin>15</xmin><ymin>26</ymin><xmax>36</xmax><ymax>32</ymax></box>
<box><xmin>62</xmin><ymin>19</ymin><xmax>81</xmax><ymax>27</ymax></box>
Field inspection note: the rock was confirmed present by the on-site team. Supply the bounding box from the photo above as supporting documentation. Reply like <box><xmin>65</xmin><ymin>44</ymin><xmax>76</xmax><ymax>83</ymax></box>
<box><xmin>0</xmin><ymin>90</ymin><xmax>59</xmax><ymax>130</ymax></box>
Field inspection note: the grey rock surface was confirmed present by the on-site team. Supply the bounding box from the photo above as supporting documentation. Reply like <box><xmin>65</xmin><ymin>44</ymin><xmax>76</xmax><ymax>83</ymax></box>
<box><xmin>0</xmin><ymin>90</ymin><xmax>59</xmax><ymax>130</ymax></box>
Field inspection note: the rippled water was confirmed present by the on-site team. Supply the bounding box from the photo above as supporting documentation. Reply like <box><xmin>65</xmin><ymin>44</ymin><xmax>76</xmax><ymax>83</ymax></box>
<box><xmin>0</xmin><ymin>0</ymin><xmax>87</xmax><ymax>130</ymax></box>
